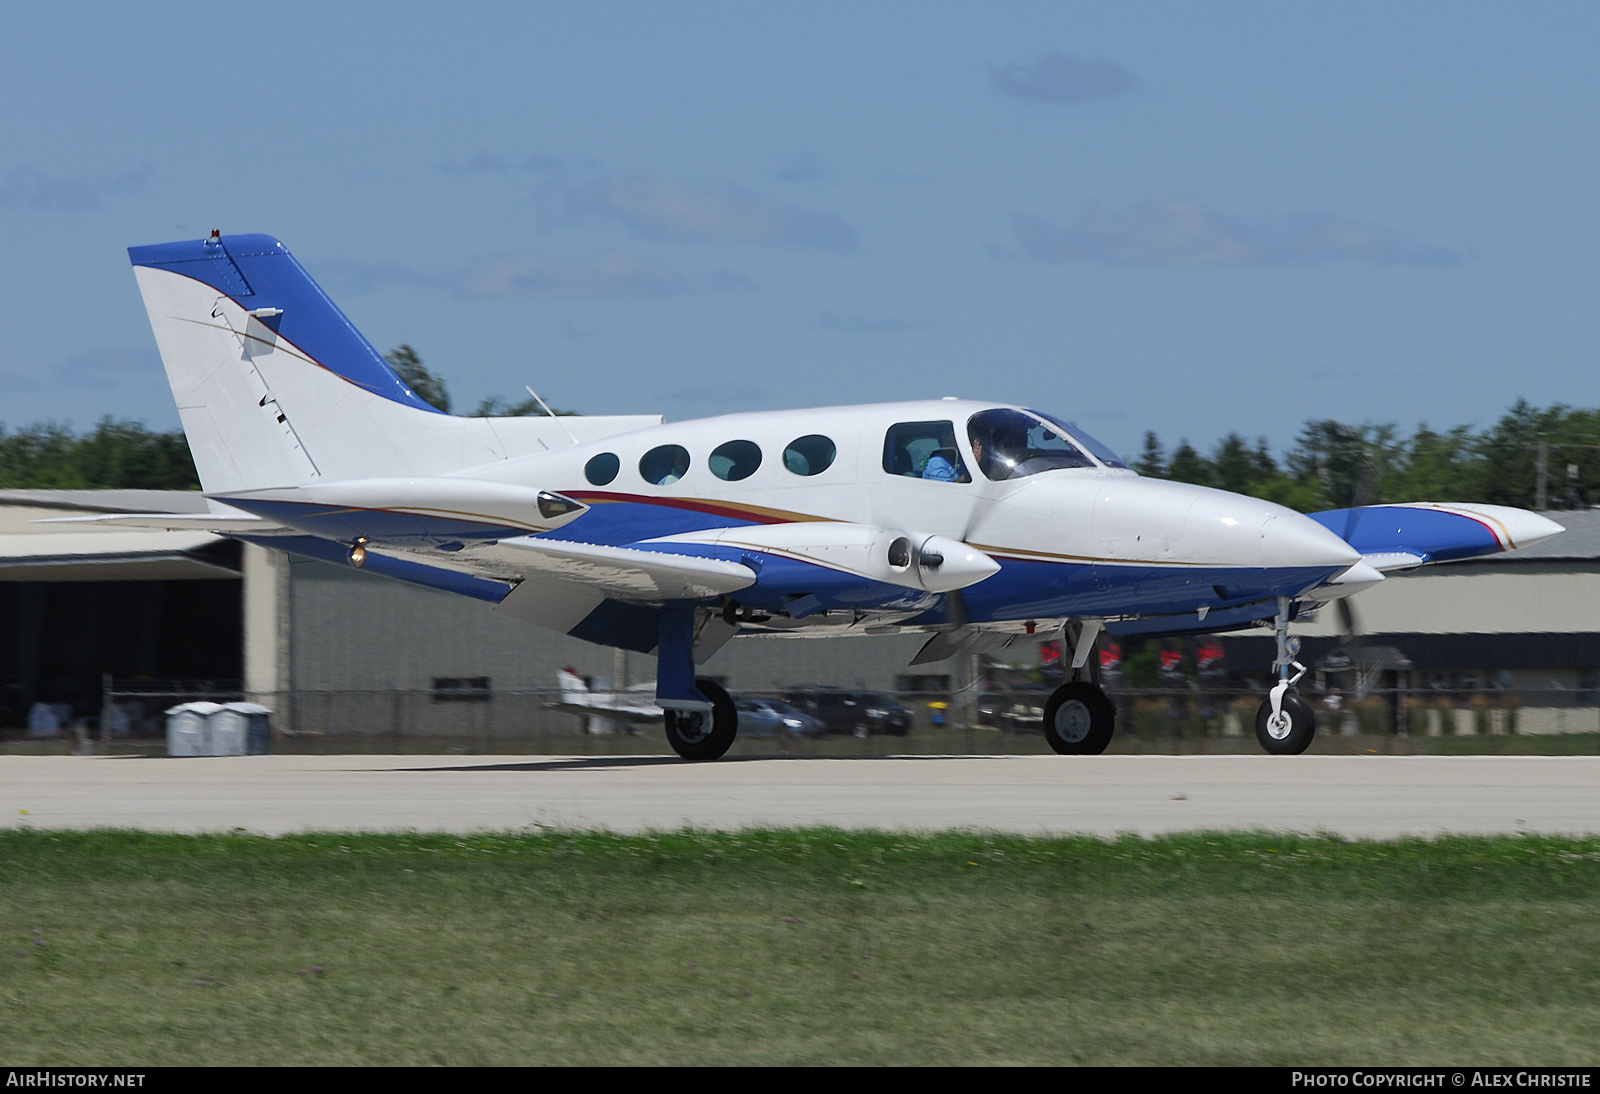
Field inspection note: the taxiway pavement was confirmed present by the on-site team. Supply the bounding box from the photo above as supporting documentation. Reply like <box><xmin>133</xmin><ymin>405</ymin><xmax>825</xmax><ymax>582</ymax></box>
<box><xmin>2</xmin><ymin>754</ymin><xmax>1598</xmax><ymax>837</ymax></box>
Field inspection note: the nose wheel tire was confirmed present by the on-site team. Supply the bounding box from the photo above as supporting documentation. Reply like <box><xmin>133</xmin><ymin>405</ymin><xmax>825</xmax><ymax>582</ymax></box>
<box><xmin>1042</xmin><ymin>682</ymin><xmax>1117</xmax><ymax>755</ymax></box>
<box><xmin>664</xmin><ymin>679</ymin><xmax>738</xmax><ymax>761</ymax></box>
<box><xmin>1255</xmin><ymin>692</ymin><xmax>1316</xmax><ymax>755</ymax></box>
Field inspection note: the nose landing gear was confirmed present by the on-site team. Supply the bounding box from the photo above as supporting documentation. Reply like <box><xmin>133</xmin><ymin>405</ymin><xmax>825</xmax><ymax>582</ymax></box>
<box><xmin>1043</xmin><ymin>681</ymin><xmax>1117</xmax><ymax>754</ymax></box>
<box><xmin>1256</xmin><ymin>597</ymin><xmax>1316</xmax><ymax>754</ymax></box>
<box><xmin>1042</xmin><ymin>618</ymin><xmax>1117</xmax><ymax>755</ymax></box>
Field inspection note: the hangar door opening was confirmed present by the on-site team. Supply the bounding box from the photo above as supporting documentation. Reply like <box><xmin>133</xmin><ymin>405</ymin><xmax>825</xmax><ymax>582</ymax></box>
<box><xmin>0</xmin><ymin>576</ymin><xmax>242</xmax><ymax>731</ymax></box>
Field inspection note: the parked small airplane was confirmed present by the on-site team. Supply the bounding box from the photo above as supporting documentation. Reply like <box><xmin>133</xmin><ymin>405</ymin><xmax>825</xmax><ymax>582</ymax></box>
<box><xmin>551</xmin><ymin>667</ymin><xmax>661</xmax><ymax>733</ymax></box>
<box><xmin>107</xmin><ymin>232</ymin><xmax>1562</xmax><ymax>759</ymax></box>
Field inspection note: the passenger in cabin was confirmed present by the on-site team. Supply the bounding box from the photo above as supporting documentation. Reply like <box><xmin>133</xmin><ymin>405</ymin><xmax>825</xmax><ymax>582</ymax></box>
<box><xmin>922</xmin><ymin>448</ymin><xmax>962</xmax><ymax>482</ymax></box>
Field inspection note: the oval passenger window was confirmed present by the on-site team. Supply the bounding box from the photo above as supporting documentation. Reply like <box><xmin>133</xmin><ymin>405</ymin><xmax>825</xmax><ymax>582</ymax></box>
<box><xmin>782</xmin><ymin>435</ymin><xmax>836</xmax><ymax>477</ymax></box>
<box><xmin>709</xmin><ymin>440</ymin><xmax>763</xmax><ymax>482</ymax></box>
<box><xmin>584</xmin><ymin>452</ymin><xmax>620</xmax><ymax>486</ymax></box>
<box><xmin>639</xmin><ymin>444</ymin><xmax>691</xmax><ymax>486</ymax></box>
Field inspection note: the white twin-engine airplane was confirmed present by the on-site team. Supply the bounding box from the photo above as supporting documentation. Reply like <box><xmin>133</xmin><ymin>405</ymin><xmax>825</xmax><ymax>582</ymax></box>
<box><xmin>116</xmin><ymin>232</ymin><xmax>1563</xmax><ymax>760</ymax></box>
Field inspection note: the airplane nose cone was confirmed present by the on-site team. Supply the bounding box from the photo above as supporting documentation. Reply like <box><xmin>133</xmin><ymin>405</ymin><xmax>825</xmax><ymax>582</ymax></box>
<box><xmin>1260</xmin><ymin>514</ymin><xmax>1362</xmax><ymax>571</ymax></box>
<box><xmin>916</xmin><ymin>534</ymin><xmax>1000</xmax><ymax>593</ymax></box>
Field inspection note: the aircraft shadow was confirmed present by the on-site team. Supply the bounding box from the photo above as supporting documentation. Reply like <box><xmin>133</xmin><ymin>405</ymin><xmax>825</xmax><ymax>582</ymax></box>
<box><xmin>402</xmin><ymin>754</ymin><xmax>986</xmax><ymax>774</ymax></box>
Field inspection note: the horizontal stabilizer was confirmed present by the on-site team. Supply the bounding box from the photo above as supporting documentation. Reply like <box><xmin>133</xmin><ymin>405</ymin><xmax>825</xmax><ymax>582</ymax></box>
<box><xmin>35</xmin><ymin>511</ymin><xmax>288</xmax><ymax>534</ymax></box>
<box><xmin>218</xmin><ymin>479</ymin><xmax>587</xmax><ymax>539</ymax></box>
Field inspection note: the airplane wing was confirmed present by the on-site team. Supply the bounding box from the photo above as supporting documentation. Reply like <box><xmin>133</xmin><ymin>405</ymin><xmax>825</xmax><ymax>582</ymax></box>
<box><xmin>487</xmin><ymin>538</ymin><xmax>756</xmax><ymax>643</ymax></box>
<box><xmin>548</xmin><ymin>669</ymin><xmax>663</xmax><ymax>723</ymax></box>
<box><xmin>545</xmin><ymin>700</ymin><xmax>663</xmax><ymax>723</ymax></box>
<box><xmin>490</xmin><ymin>537</ymin><xmax>757</xmax><ymax>600</ymax></box>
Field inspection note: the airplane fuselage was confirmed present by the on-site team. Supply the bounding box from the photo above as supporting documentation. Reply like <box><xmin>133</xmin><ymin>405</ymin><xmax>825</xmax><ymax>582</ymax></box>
<box><xmin>222</xmin><ymin>398</ymin><xmax>1362</xmax><ymax>639</ymax></box>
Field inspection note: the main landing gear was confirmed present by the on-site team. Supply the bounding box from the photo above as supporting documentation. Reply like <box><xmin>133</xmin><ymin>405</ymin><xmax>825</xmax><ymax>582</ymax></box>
<box><xmin>657</xmin><ymin>608</ymin><xmax>739</xmax><ymax>761</ymax></box>
<box><xmin>1256</xmin><ymin>597</ymin><xmax>1316</xmax><ymax>754</ymax></box>
<box><xmin>1042</xmin><ymin>619</ymin><xmax>1117</xmax><ymax>755</ymax></box>
<box><xmin>664</xmin><ymin>678</ymin><xmax>738</xmax><ymax>762</ymax></box>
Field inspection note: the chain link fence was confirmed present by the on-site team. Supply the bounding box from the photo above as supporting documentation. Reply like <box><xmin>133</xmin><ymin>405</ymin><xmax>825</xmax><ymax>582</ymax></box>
<box><xmin>4</xmin><ymin>680</ymin><xmax>1592</xmax><ymax>755</ymax></box>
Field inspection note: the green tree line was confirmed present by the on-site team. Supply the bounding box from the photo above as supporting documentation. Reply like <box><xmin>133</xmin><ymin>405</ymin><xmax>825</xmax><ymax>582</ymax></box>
<box><xmin>0</xmin><ymin>345</ymin><xmax>571</xmax><ymax>491</ymax></box>
<box><xmin>1136</xmin><ymin>399</ymin><xmax>1600</xmax><ymax>512</ymax></box>
<box><xmin>0</xmin><ymin>419</ymin><xmax>200</xmax><ymax>490</ymax></box>
<box><xmin>384</xmin><ymin>344</ymin><xmax>573</xmax><ymax>417</ymax></box>
<box><xmin>4</xmin><ymin>382</ymin><xmax>1597</xmax><ymax>505</ymax></box>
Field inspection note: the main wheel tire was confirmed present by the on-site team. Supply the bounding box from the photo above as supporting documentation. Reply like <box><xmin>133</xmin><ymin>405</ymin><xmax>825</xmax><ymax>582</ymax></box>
<box><xmin>1042</xmin><ymin>682</ymin><xmax>1116</xmax><ymax>755</ymax></box>
<box><xmin>664</xmin><ymin>678</ymin><xmax>738</xmax><ymax>761</ymax></box>
<box><xmin>1255</xmin><ymin>692</ymin><xmax>1316</xmax><ymax>755</ymax></box>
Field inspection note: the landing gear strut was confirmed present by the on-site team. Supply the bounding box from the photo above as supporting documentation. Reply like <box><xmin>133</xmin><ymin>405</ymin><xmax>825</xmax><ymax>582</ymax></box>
<box><xmin>1043</xmin><ymin>618</ymin><xmax>1117</xmax><ymax>755</ymax></box>
<box><xmin>1256</xmin><ymin>597</ymin><xmax>1316</xmax><ymax>754</ymax></box>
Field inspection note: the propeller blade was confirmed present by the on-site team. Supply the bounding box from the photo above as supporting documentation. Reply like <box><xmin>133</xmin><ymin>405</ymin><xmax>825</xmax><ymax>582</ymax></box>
<box><xmin>1336</xmin><ymin>597</ymin><xmax>1359</xmax><ymax>644</ymax></box>
<box><xmin>946</xmin><ymin>587</ymin><xmax>970</xmax><ymax>627</ymax></box>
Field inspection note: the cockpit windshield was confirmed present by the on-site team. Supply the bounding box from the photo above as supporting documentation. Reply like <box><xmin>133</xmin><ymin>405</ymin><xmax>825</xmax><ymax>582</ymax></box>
<box><xmin>966</xmin><ymin>409</ymin><xmax>1129</xmax><ymax>480</ymax></box>
<box><xmin>1026</xmin><ymin>410</ymin><xmax>1130</xmax><ymax>470</ymax></box>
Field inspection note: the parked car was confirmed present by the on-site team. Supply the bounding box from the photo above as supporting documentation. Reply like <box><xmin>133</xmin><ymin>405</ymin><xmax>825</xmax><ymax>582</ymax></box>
<box><xmin>978</xmin><ymin>691</ymin><xmax>1046</xmax><ymax>732</ymax></box>
<box><xmin>783</xmin><ymin>690</ymin><xmax>913</xmax><ymax>736</ymax></box>
<box><xmin>734</xmin><ymin>698</ymin><xmax>824</xmax><ymax>738</ymax></box>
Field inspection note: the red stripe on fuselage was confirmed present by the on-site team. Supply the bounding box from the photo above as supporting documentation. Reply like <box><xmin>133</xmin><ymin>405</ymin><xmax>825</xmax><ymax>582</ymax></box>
<box><xmin>564</xmin><ymin>491</ymin><xmax>830</xmax><ymax>526</ymax></box>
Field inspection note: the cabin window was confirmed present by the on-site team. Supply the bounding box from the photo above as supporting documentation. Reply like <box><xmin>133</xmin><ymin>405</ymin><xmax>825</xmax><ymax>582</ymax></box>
<box><xmin>585</xmin><ymin>452</ymin><xmax>620</xmax><ymax>486</ymax></box>
<box><xmin>782</xmin><ymin>435</ymin><xmax>836</xmax><ymax>477</ymax></box>
<box><xmin>709</xmin><ymin>440</ymin><xmax>763</xmax><ymax>482</ymax></box>
<box><xmin>966</xmin><ymin>409</ymin><xmax>1094</xmax><ymax>480</ymax></box>
<box><xmin>639</xmin><ymin>444</ymin><xmax>691</xmax><ymax>486</ymax></box>
<box><xmin>883</xmin><ymin>420</ymin><xmax>968</xmax><ymax>482</ymax></box>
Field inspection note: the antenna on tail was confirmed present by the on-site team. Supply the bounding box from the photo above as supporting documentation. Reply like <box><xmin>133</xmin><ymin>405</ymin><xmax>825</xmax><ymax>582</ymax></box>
<box><xmin>526</xmin><ymin>385</ymin><xmax>579</xmax><ymax>446</ymax></box>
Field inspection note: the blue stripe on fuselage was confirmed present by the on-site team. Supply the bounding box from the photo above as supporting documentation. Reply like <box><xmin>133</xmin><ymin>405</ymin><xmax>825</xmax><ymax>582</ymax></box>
<box><xmin>538</xmin><ymin>498</ymin><xmax>763</xmax><ymax>546</ymax></box>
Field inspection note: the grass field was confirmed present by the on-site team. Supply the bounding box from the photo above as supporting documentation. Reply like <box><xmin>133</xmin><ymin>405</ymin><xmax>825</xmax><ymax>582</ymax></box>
<box><xmin>3</xmin><ymin>829</ymin><xmax>1600</xmax><ymax>1065</ymax></box>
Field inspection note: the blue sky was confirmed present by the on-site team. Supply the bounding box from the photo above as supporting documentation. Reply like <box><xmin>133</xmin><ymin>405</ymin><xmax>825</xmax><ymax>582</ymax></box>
<box><xmin>2</xmin><ymin>2</ymin><xmax>1597</xmax><ymax>461</ymax></box>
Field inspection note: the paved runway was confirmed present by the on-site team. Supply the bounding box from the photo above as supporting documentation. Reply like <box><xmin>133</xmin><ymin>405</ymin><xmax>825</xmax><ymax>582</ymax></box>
<box><xmin>2</xmin><ymin>754</ymin><xmax>1598</xmax><ymax>837</ymax></box>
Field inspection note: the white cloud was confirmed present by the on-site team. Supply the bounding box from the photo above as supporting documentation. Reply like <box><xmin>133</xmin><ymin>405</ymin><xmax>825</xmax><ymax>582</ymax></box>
<box><xmin>814</xmin><ymin>311</ymin><xmax>935</xmax><ymax>334</ymax></box>
<box><xmin>0</xmin><ymin>346</ymin><xmax>162</xmax><ymax>396</ymax></box>
<box><xmin>441</xmin><ymin>152</ymin><xmax>567</xmax><ymax>174</ymax></box>
<box><xmin>565</xmin><ymin>174</ymin><xmax>856</xmax><ymax>253</ymax></box>
<box><xmin>0</xmin><ymin>166</ymin><xmax>146</xmax><ymax>211</ymax></box>
<box><xmin>454</xmin><ymin>250</ymin><xmax>691</xmax><ymax>299</ymax></box>
<box><xmin>1013</xmin><ymin>195</ymin><xmax>1465</xmax><ymax>267</ymax></box>
<box><xmin>315</xmin><ymin>259</ymin><xmax>442</xmax><ymax>296</ymax></box>
<box><xmin>654</xmin><ymin>383</ymin><xmax>767</xmax><ymax>405</ymax></box>
<box><xmin>990</xmin><ymin>53</ymin><xmax>1136</xmax><ymax>104</ymax></box>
